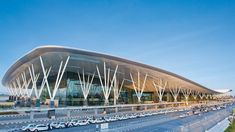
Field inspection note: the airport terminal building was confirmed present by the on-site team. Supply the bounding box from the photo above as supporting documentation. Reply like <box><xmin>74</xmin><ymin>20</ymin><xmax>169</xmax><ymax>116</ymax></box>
<box><xmin>2</xmin><ymin>46</ymin><xmax>220</xmax><ymax>107</ymax></box>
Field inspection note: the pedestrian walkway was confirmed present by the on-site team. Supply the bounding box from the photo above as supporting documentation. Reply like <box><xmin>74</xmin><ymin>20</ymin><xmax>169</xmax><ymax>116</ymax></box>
<box><xmin>207</xmin><ymin>117</ymin><xmax>230</xmax><ymax>132</ymax></box>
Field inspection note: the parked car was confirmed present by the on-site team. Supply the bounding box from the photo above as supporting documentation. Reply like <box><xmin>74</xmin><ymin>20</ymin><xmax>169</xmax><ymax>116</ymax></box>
<box><xmin>77</xmin><ymin>120</ymin><xmax>89</xmax><ymax>126</ymax></box>
<box><xmin>49</xmin><ymin>122</ymin><xmax>58</xmax><ymax>129</ymax></box>
<box><xmin>21</xmin><ymin>124</ymin><xmax>36</xmax><ymax>131</ymax></box>
<box><xmin>29</xmin><ymin>124</ymin><xmax>48</xmax><ymax>132</ymax></box>
<box><xmin>66</xmin><ymin>119</ymin><xmax>78</xmax><ymax>127</ymax></box>
<box><xmin>54</xmin><ymin>122</ymin><xmax>66</xmax><ymax>129</ymax></box>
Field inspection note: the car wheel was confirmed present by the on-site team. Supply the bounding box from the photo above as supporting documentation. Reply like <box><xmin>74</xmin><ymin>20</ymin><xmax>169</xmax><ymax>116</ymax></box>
<box><xmin>26</xmin><ymin>129</ymin><xmax>30</xmax><ymax>131</ymax></box>
<box><xmin>34</xmin><ymin>130</ymin><xmax>38</xmax><ymax>132</ymax></box>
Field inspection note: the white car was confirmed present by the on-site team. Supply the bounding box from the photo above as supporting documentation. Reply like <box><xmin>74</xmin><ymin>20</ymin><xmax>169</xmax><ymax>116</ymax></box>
<box><xmin>96</xmin><ymin>118</ymin><xmax>105</xmax><ymax>123</ymax></box>
<box><xmin>21</xmin><ymin>124</ymin><xmax>36</xmax><ymax>131</ymax></box>
<box><xmin>29</xmin><ymin>124</ymin><xmax>48</xmax><ymax>132</ymax></box>
<box><xmin>104</xmin><ymin>117</ymin><xmax>113</xmax><ymax>122</ymax></box>
<box><xmin>67</xmin><ymin>119</ymin><xmax>78</xmax><ymax>127</ymax></box>
<box><xmin>212</xmin><ymin>107</ymin><xmax>217</xmax><ymax>111</ymax></box>
<box><xmin>49</xmin><ymin>122</ymin><xmax>58</xmax><ymax>129</ymax></box>
<box><xmin>129</xmin><ymin>114</ymin><xmax>137</xmax><ymax>119</ymax></box>
<box><xmin>77</xmin><ymin>120</ymin><xmax>89</xmax><ymax>126</ymax></box>
<box><xmin>54</xmin><ymin>122</ymin><xmax>66</xmax><ymax>129</ymax></box>
<box><xmin>179</xmin><ymin>114</ymin><xmax>187</xmax><ymax>118</ymax></box>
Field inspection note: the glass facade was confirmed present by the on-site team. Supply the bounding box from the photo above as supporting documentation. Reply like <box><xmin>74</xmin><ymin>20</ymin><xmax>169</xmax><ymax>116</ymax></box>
<box><xmin>37</xmin><ymin>71</ymin><xmax>155</xmax><ymax>106</ymax></box>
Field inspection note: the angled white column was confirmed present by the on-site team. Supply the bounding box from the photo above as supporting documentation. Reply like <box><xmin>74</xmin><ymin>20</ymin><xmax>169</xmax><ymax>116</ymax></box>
<box><xmin>191</xmin><ymin>91</ymin><xmax>199</xmax><ymax>100</ymax></box>
<box><xmin>113</xmin><ymin>77</ymin><xmax>125</xmax><ymax>105</ymax></box>
<box><xmin>28</xmin><ymin>64</ymin><xmax>40</xmax><ymax>98</ymax></box>
<box><xmin>16</xmin><ymin>77</ymin><xmax>24</xmax><ymax>97</ymax></box>
<box><xmin>7</xmin><ymin>83</ymin><xmax>15</xmax><ymax>101</ymax></box>
<box><xmin>51</xmin><ymin>56</ymin><xmax>70</xmax><ymax>100</ymax></box>
<box><xmin>7</xmin><ymin>83</ymin><xmax>14</xmax><ymax>96</ymax></box>
<box><xmin>181</xmin><ymin>89</ymin><xmax>191</xmax><ymax>105</ymax></box>
<box><xmin>40</xmin><ymin>56</ymin><xmax>52</xmax><ymax>99</ymax></box>
<box><xmin>153</xmin><ymin>79</ymin><xmax>167</xmax><ymax>102</ymax></box>
<box><xmin>169</xmin><ymin>86</ymin><xmax>181</xmax><ymax>102</ymax></box>
<box><xmin>11</xmin><ymin>83</ymin><xmax>17</xmax><ymax>97</ymax></box>
<box><xmin>130</xmin><ymin>71</ymin><xmax>148</xmax><ymax>104</ymax></box>
<box><xmin>77</xmin><ymin>69</ymin><xmax>95</xmax><ymax>106</ymax></box>
<box><xmin>40</xmin><ymin>56</ymin><xmax>70</xmax><ymax>101</ymax></box>
<box><xmin>12</xmin><ymin>81</ymin><xmax>19</xmax><ymax>97</ymax></box>
<box><xmin>209</xmin><ymin>94</ymin><xmax>213</xmax><ymax>99</ymax></box>
<box><xmin>199</xmin><ymin>93</ymin><xmax>205</xmax><ymax>100</ymax></box>
<box><xmin>21</xmin><ymin>71</ymin><xmax>32</xmax><ymax>98</ymax></box>
<box><xmin>96</xmin><ymin>62</ymin><xmax>118</xmax><ymax>105</ymax></box>
<box><xmin>38</xmin><ymin>67</ymin><xmax>51</xmax><ymax>99</ymax></box>
<box><xmin>205</xmin><ymin>94</ymin><xmax>210</xmax><ymax>100</ymax></box>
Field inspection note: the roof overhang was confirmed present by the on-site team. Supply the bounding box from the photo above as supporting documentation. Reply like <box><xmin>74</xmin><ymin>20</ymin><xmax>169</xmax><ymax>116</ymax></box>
<box><xmin>2</xmin><ymin>45</ymin><xmax>220</xmax><ymax>94</ymax></box>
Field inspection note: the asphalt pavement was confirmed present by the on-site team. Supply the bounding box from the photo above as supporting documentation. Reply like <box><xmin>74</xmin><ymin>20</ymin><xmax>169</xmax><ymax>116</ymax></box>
<box><xmin>51</xmin><ymin>104</ymin><xmax>235</xmax><ymax>132</ymax></box>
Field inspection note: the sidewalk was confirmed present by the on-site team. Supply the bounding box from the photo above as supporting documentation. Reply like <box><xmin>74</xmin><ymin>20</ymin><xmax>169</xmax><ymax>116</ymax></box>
<box><xmin>207</xmin><ymin>117</ymin><xmax>230</xmax><ymax>132</ymax></box>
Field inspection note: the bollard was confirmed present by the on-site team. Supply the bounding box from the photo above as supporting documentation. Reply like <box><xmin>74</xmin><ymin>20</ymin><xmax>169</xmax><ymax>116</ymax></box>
<box><xmin>131</xmin><ymin>106</ymin><xmax>135</xmax><ymax>111</ymax></box>
<box><xmin>67</xmin><ymin>110</ymin><xmax>71</xmax><ymax>117</ymax></box>
<box><xmin>115</xmin><ymin>107</ymin><xmax>118</xmax><ymax>113</ymax></box>
<box><xmin>30</xmin><ymin>111</ymin><xmax>34</xmax><ymax>120</ymax></box>
<box><xmin>95</xmin><ymin>109</ymin><xmax>98</xmax><ymax>115</ymax></box>
<box><xmin>144</xmin><ymin>106</ymin><xmax>147</xmax><ymax>110</ymax></box>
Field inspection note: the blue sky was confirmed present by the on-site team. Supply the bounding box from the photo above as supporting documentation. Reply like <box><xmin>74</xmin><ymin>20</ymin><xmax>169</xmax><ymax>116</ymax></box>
<box><xmin>0</xmin><ymin>0</ymin><xmax>235</xmax><ymax>95</ymax></box>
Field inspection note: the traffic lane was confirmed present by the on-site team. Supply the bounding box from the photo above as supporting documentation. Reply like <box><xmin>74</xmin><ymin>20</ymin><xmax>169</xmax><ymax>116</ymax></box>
<box><xmin>130</xmin><ymin>106</ymin><xmax>233</xmax><ymax>132</ymax></box>
<box><xmin>51</xmin><ymin>110</ymin><xmax>188</xmax><ymax>132</ymax></box>
<box><xmin>6</xmin><ymin>104</ymin><xmax>234</xmax><ymax>131</ymax></box>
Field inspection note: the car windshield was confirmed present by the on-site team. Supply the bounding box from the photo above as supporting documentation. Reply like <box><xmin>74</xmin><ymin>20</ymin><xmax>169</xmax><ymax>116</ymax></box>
<box><xmin>29</xmin><ymin>124</ymin><xmax>35</xmax><ymax>127</ymax></box>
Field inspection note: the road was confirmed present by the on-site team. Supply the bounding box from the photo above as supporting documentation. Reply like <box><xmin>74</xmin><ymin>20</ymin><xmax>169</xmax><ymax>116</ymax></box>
<box><xmin>52</xmin><ymin>104</ymin><xmax>235</xmax><ymax>132</ymax></box>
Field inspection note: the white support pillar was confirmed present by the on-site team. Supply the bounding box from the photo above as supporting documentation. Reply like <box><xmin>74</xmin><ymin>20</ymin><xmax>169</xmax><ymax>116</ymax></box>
<box><xmin>40</xmin><ymin>56</ymin><xmax>70</xmax><ymax>102</ymax></box>
<box><xmin>16</xmin><ymin>77</ymin><xmax>24</xmax><ymax>97</ymax></box>
<box><xmin>40</xmin><ymin>56</ymin><xmax>52</xmax><ymax>100</ymax></box>
<box><xmin>21</xmin><ymin>71</ymin><xmax>32</xmax><ymax>98</ymax></box>
<box><xmin>7</xmin><ymin>83</ymin><xmax>15</xmax><ymax>101</ymax></box>
<box><xmin>209</xmin><ymin>94</ymin><xmax>213</xmax><ymax>99</ymax></box>
<box><xmin>11</xmin><ymin>83</ymin><xmax>17</xmax><ymax>97</ymax></box>
<box><xmin>153</xmin><ymin>79</ymin><xmax>167</xmax><ymax>102</ymax></box>
<box><xmin>205</xmin><ymin>94</ymin><xmax>210</xmax><ymax>100</ymax></box>
<box><xmin>181</xmin><ymin>89</ymin><xmax>191</xmax><ymax>105</ymax></box>
<box><xmin>51</xmin><ymin>56</ymin><xmax>70</xmax><ymax>101</ymax></box>
<box><xmin>12</xmin><ymin>81</ymin><xmax>19</xmax><ymax>97</ymax></box>
<box><xmin>38</xmin><ymin>67</ymin><xmax>51</xmax><ymax>99</ymax></box>
<box><xmin>169</xmin><ymin>86</ymin><xmax>181</xmax><ymax>102</ymax></box>
<box><xmin>28</xmin><ymin>64</ymin><xmax>40</xmax><ymax>98</ymax></box>
<box><xmin>77</xmin><ymin>69</ymin><xmax>95</xmax><ymax>106</ymax></box>
<box><xmin>199</xmin><ymin>93</ymin><xmax>205</xmax><ymax>100</ymax></box>
<box><xmin>113</xmin><ymin>77</ymin><xmax>125</xmax><ymax>105</ymax></box>
<box><xmin>20</xmin><ymin>73</ymin><xmax>26</xmax><ymax>97</ymax></box>
<box><xmin>130</xmin><ymin>71</ymin><xmax>148</xmax><ymax>104</ymax></box>
<box><xmin>191</xmin><ymin>91</ymin><xmax>199</xmax><ymax>100</ymax></box>
<box><xmin>96</xmin><ymin>62</ymin><xmax>118</xmax><ymax>105</ymax></box>
<box><xmin>6</xmin><ymin>83</ymin><xmax>14</xmax><ymax>96</ymax></box>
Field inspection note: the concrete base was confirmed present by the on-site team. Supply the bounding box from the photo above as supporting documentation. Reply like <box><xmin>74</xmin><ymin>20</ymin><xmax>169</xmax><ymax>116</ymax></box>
<box><xmin>144</xmin><ymin>106</ymin><xmax>147</xmax><ymax>110</ymax></box>
<box><xmin>30</xmin><ymin>111</ymin><xmax>34</xmax><ymax>120</ymax></box>
<box><xmin>50</xmin><ymin>100</ymin><xmax>54</xmax><ymax>108</ymax></box>
<box><xmin>67</xmin><ymin>110</ymin><xmax>71</xmax><ymax>117</ymax></box>
<box><xmin>104</xmin><ymin>100</ymin><xmax>109</xmax><ymax>106</ymax></box>
<box><xmin>83</xmin><ymin>99</ymin><xmax>88</xmax><ymax>106</ymax></box>
<box><xmin>27</xmin><ymin>98</ymin><xmax>32</xmax><ymax>107</ymax></box>
<box><xmin>94</xmin><ymin>109</ymin><xmax>98</xmax><ymax>115</ymax></box>
<box><xmin>115</xmin><ymin>107</ymin><xmax>118</xmax><ymax>113</ymax></box>
<box><xmin>36</xmin><ymin>99</ymin><xmax>40</xmax><ymax>107</ymax></box>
